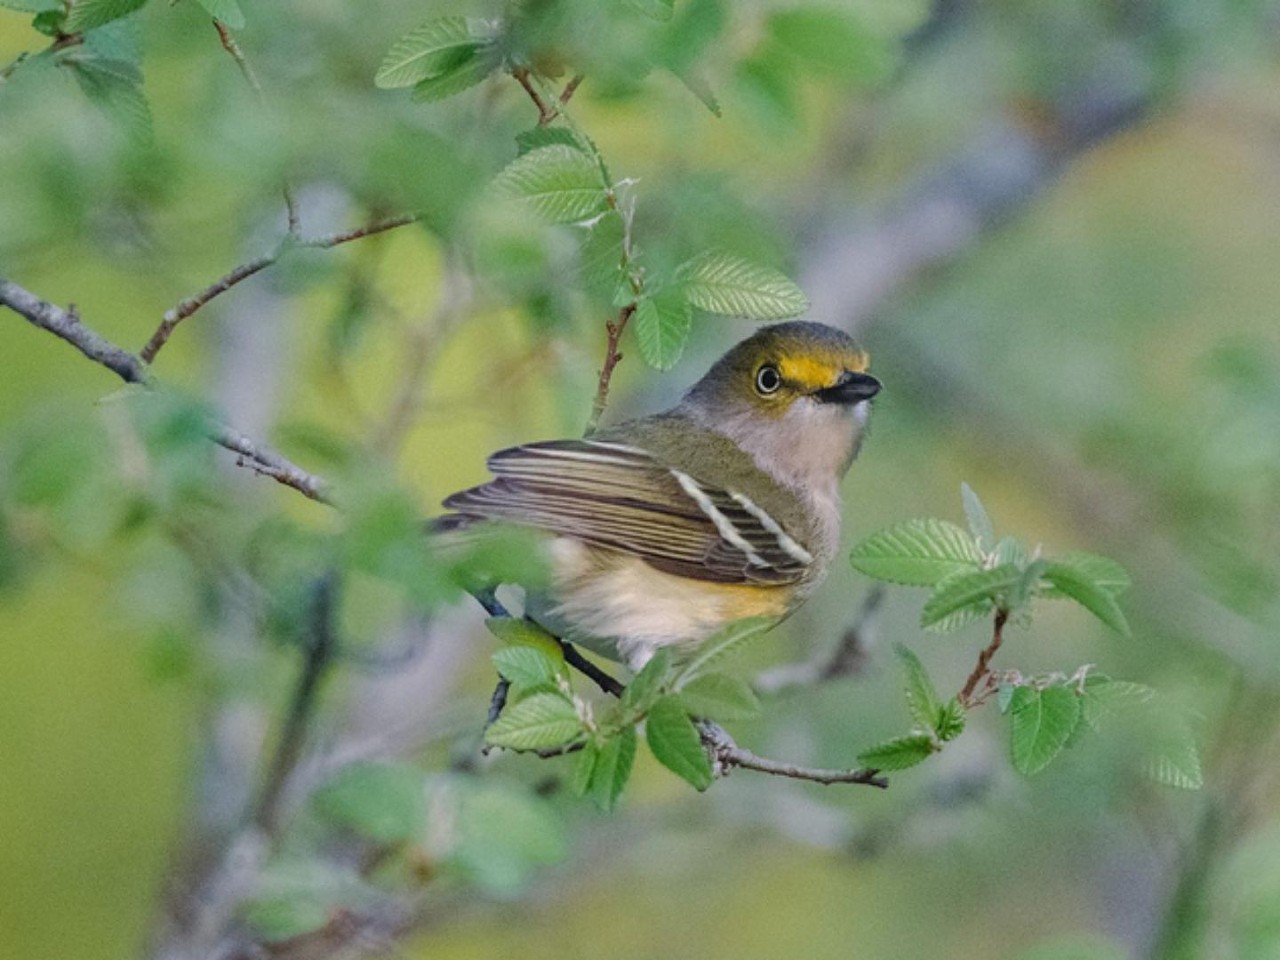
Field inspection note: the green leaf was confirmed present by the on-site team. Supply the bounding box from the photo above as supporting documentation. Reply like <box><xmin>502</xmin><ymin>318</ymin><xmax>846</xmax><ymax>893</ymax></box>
<box><xmin>571</xmin><ymin>742</ymin><xmax>600</xmax><ymax>796</ymax></box>
<box><xmin>1007</xmin><ymin>558</ymin><xmax>1049</xmax><ymax>612</ymax></box>
<box><xmin>485</xmin><ymin>692</ymin><xmax>582</xmax><ymax>751</ymax></box>
<box><xmin>82</xmin><ymin>16</ymin><xmax>141</xmax><ymax>62</ymax></box>
<box><xmin>491</xmin><ymin>646</ymin><xmax>562</xmax><ymax>688</ymax></box>
<box><xmin>633</xmin><ymin>291</ymin><xmax>692</xmax><ymax>370</ymax></box>
<box><xmin>936</xmin><ymin>697</ymin><xmax>966</xmax><ymax>742</ymax></box>
<box><xmin>516</xmin><ymin>126</ymin><xmax>584</xmax><ymax>156</ymax></box>
<box><xmin>997</xmin><ymin>683</ymin><xmax>1016</xmax><ymax>714</ymax></box>
<box><xmin>673</xmin><ymin>616</ymin><xmax>773</xmax><ymax>686</ymax></box>
<box><xmin>621</xmin><ymin>648</ymin><xmax>672</xmax><ymax>715</ymax></box>
<box><xmin>490</xmin><ymin>145</ymin><xmax>609</xmax><ymax>224</ymax></box>
<box><xmin>1145</xmin><ymin>721</ymin><xmax>1203</xmax><ymax>790</ymax></box>
<box><xmin>960</xmin><ymin>483</ymin><xmax>995</xmax><ymax>551</ymax></box>
<box><xmin>895</xmin><ymin>644</ymin><xmax>940</xmax><ymax>731</ymax></box>
<box><xmin>1043</xmin><ymin>552</ymin><xmax>1131</xmax><ymax>597</ymax></box>
<box><xmin>578</xmin><ymin>211</ymin><xmax>628</xmax><ymax>304</ymax></box>
<box><xmin>191</xmin><ymin>0</ymin><xmax>244</xmax><ymax>28</ymax></box>
<box><xmin>857</xmin><ymin>733</ymin><xmax>936</xmax><ymax>771</ymax></box>
<box><xmin>677</xmin><ymin>250</ymin><xmax>808</xmax><ymax>320</ymax></box>
<box><xmin>375</xmin><ymin>17</ymin><xmax>496</xmax><ymax>89</ymax></box>
<box><xmin>677</xmin><ymin>672</ymin><xmax>761</xmax><ymax>720</ymax></box>
<box><xmin>925</xmin><ymin>601</ymin><xmax>994</xmax><ymax>633</ymax></box>
<box><xmin>768</xmin><ymin>7</ymin><xmax>893</xmax><ymax>83</ymax></box>
<box><xmin>646</xmin><ymin>696</ymin><xmax>712</xmax><ymax>790</ymax></box>
<box><xmin>1041</xmin><ymin>562</ymin><xmax>1131</xmax><ymax>637</ymax></box>
<box><xmin>484</xmin><ymin>617</ymin><xmax>565</xmax><ymax>663</ymax></box>
<box><xmin>1010</xmin><ymin>685</ymin><xmax>1082</xmax><ymax>776</ymax></box>
<box><xmin>1080</xmin><ymin>678</ymin><xmax>1155</xmax><ymax>733</ymax></box>
<box><xmin>68</xmin><ymin>56</ymin><xmax>153</xmax><ymax>145</ymax></box>
<box><xmin>64</xmin><ymin>0</ymin><xmax>146</xmax><ymax>31</ymax></box>
<box><xmin>588</xmin><ymin>727</ymin><xmax>637</xmax><ymax>810</ymax></box>
<box><xmin>993</xmin><ymin>535</ymin><xmax>1029</xmax><ymax>568</ymax></box>
<box><xmin>312</xmin><ymin>761</ymin><xmax>426</xmax><ymax>844</ymax></box>
<box><xmin>849</xmin><ymin>518</ymin><xmax>982</xmax><ymax>586</ymax></box>
<box><xmin>921</xmin><ymin>564</ymin><xmax>1021</xmax><ymax>629</ymax></box>
<box><xmin>451</xmin><ymin>780</ymin><xmax>567</xmax><ymax>892</ymax></box>
<box><xmin>411</xmin><ymin>45</ymin><xmax>500</xmax><ymax>102</ymax></box>
<box><xmin>244</xmin><ymin>861</ymin><xmax>372</xmax><ymax>943</ymax></box>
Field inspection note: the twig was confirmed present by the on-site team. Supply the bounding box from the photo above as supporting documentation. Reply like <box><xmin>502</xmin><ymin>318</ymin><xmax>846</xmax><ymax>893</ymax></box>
<box><xmin>558</xmin><ymin>73</ymin><xmax>584</xmax><ymax>107</ymax></box>
<box><xmin>585</xmin><ymin>302</ymin><xmax>635</xmax><ymax>434</ymax></box>
<box><xmin>254</xmin><ymin>573</ymin><xmax>340</xmax><ymax>833</ymax></box>
<box><xmin>140</xmin><ymin>213</ymin><xmax>420</xmax><ymax>364</ymax></box>
<box><xmin>699</xmin><ymin>722</ymin><xmax>888</xmax><ymax>788</ymax></box>
<box><xmin>212</xmin><ymin>19</ymin><xmax>300</xmax><ymax>236</ymax></box>
<box><xmin>755</xmin><ymin>587</ymin><xmax>883</xmax><ymax>694</ymax></box>
<box><xmin>484</xmin><ymin>678</ymin><xmax>510</xmax><ymax>728</ymax></box>
<box><xmin>1</xmin><ymin>277</ymin><xmax>332</xmax><ymax>504</ymax></box>
<box><xmin>958</xmin><ymin>609</ymin><xmax>1009</xmax><ymax>708</ymax></box>
<box><xmin>511</xmin><ymin>66</ymin><xmax>556</xmax><ymax>124</ymax></box>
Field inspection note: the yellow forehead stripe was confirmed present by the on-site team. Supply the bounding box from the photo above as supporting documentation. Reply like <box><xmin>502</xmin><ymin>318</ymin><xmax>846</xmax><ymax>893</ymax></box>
<box><xmin>777</xmin><ymin>350</ymin><xmax>868</xmax><ymax>390</ymax></box>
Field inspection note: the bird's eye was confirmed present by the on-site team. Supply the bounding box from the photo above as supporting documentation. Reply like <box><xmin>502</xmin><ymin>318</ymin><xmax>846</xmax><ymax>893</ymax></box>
<box><xmin>755</xmin><ymin>364</ymin><xmax>781</xmax><ymax>395</ymax></box>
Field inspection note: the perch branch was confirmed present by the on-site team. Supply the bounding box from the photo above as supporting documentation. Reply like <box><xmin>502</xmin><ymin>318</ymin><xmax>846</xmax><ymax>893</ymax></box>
<box><xmin>585</xmin><ymin>302</ymin><xmax>635</xmax><ymax>435</ymax></box>
<box><xmin>699</xmin><ymin>723</ymin><xmax>888</xmax><ymax>788</ymax></box>
<box><xmin>957</xmin><ymin>609</ymin><xmax>1009</xmax><ymax>708</ymax></box>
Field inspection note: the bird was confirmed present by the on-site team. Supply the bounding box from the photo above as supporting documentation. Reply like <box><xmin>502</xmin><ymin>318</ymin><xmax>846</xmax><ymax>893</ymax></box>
<box><xmin>437</xmin><ymin>320</ymin><xmax>881</xmax><ymax>668</ymax></box>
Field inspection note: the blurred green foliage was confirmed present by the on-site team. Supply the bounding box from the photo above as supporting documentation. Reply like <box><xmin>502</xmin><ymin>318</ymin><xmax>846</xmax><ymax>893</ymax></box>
<box><xmin>3</xmin><ymin>0</ymin><xmax>1280</xmax><ymax>958</ymax></box>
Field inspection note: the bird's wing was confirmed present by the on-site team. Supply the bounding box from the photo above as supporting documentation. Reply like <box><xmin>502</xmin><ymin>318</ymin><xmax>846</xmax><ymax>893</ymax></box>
<box><xmin>440</xmin><ymin>440</ymin><xmax>813</xmax><ymax>585</ymax></box>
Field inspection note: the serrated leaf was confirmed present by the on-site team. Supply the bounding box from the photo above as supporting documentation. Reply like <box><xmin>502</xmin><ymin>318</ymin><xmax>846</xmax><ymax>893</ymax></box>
<box><xmin>849</xmin><ymin>518</ymin><xmax>982</xmax><ymax>586</ymax></box>
<box><xmin>578</xmin><ymin>210</ymin><xmax>627</xmax><ymax>302</ymax></box>
<box><xmin>857</xmin><ymin>732</ymin><xmax>936</xmax><ymax>771</ymax></box>
<box><xmin>64</xmin><ymin>0</ymin><xmax>146</xmax><ymax>31</ymax></box>
<box><xmin>491</xmin><ymin>646</ymin><xmax>562</xmax><ymax>688</ymax></box>
<box><xmin>82</xmin><ymin>16</ymin><xmax>141</xmax><ymax>62</ymax></box>
<box><xmin>895</xmin><ymin>644</ymin><xmax>940</xmax><ymax>731</ymax></box>
<box><xmin>516</xmin><ymin>126</ymin><xmax>584</xmax><ymax>156</ymax></box>
<box><xmin>1007</xmin><ymin>559</ymin><xmax>1048</xmax><ymax>612</ymax></box>
<box><xmin>677</xmin><ymin>251</ymin><xmax>808</xmax><ymax>320</ymax></box>
<box><xmin>1042</xmin><ymin>552</ymin><xmax>1131</xmax><ymax>597</ymax></box>
<box><xmin>921</xmin><ymin>563</ymin><xmax>1021</xmax><ymax>629</ymax></box>
<box><xmin>588</xmin><ymin>727</ymin><xmax>637</xmax><ymax>810</ymax></box>
<box><xmin>925</xmin><ymin>600</ymin><xmax>993</xmax><ymax>633</ymax></box>
<box><xmin>192</xmin><ymin>0</ymin><xmax>243</xmax><ymax>28</ymax></box>
<box><xmin>1145</xmin><ymin>722</ymin><xmax>1203</xmax><ymax>790</ymax></box>
<box><xmin>621</xmin><ymin>648</ymin><xmax>672</xmax><ymax>715</ymax></box>
<box><xmin>490</xmin><ymin>145</ymin><xmax>609</xmax><ymax>224</ymax></box>
<box><xmin>993</xmin><ymin>535</ymin><xmax>1028</xmax><ymax>568</ymax></box>
<box><xmin>484</xmin><ymin>617</ymin><xmax>566</xmax><ymax>664</ymax></box>
<box><xmin>1010</xmin><ymin>685</ymin><xmax>1082</xmax><ymax>776</ymax></box>
<box><xmin>485</xmin><ymin>692</ymin><xmax>582</xmax><ymax>751</ymax></box>
<box><xmin>1080</xmin><ymin>678</ymin><xmax>1155</xmax><ymax>732</ymax></box>
<box><xmin>633</xmin><ymin>292</ymin><xmax>692</xmax><ymax>370</ymax></box>
<box><xmin>677</xmin><ymin>672</ymin><xmax>760</xmax><ymax>720</ymax></box>
<box><xmin>68</xmin><ymin>57</ymin><xmax>153</xmax><ymax>144</ymax></box>
<box><xmin>673</xmin><ymin>616</ymin><xmax>772</xmax><ymax>686</ymax></box>
<box><xmin>1041</xmin><ymin>562</ymin><xmax>1131</xmax><ymax>637</ymax></box>
<box><xmin>375</xmin><ymin>17</ymin><xmax>496</xmax><ymax>89</ymax></box>
<box><xmin>936</xmin><ymin>697</ymin><xmax>966</xmax><ymax>741</ymax></box>
<box><xmin>571</xmin><ymin>742</ymin><xmax>600</xmax><ymax>796</ymax></box>
<box><xmin>411</xmin><ymin>45</ymin><xmax>500</xmax><ymax>102</ymax></box>
<box><xmin>997</xmin><ymin>683</ymin><xmax>1016</xmax><ymax>714</ymax></box>
<box><xmin>312</xmin><ymin>762</ymin><xmax>426</xmax><ymax>844</ymax></box>
<box><xmin>646</xmin><ymin>696</ymin><xmax>712</xmax><ymax>790</ymax></box>
<box><xmin>960</xmin><ymin>483</ymin><xmax>995</xmax><ymax>552</ymax></box>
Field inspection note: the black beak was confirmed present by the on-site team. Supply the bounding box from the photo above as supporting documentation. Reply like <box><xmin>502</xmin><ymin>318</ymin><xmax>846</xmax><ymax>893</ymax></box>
<box><xmin>815</xmin><ymin>370</ymin><xmax>882</xmax><ymax>405</ymax></box>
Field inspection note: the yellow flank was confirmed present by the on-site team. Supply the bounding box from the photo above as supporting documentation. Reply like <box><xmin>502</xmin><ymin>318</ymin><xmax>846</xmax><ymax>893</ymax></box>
<box><xmin>778</xmin><ymin>350</ymin><xmax>868</xmax><ymax>390</ymax></box>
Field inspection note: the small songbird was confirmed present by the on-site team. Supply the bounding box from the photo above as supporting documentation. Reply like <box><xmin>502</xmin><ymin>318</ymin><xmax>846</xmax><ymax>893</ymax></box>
<box><xmin>438</xmin><ymin>320</ymin><xmax>881</xmax><ymax>668</ymax></box>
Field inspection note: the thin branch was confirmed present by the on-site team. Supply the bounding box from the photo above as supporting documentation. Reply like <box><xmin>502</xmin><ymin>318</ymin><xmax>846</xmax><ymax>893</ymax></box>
<box><xmin>958</xmin><ymin>609</ymin><xmax>1009</xmax><ymax>708</ymax></box>
<box><xmin>754</xmin><ymin>587</ymin><xmax>883</xmax><ymax>695</ymax></box>
<box><xmin>558</xmin><ymin>73</ymin><xmax>584</xmax><ymax>107</ymax></box>
<box><xmin>254</xmin><ymin>572</ymin><xmax>340</xmax><ymax>833</ymax></box>
<box><xmin>140</xmin><ymin>213</ymin><xmax>420</xmax><ymax>364</ymax></box>
<box><xmin>212</xmin><ymin>19</ymin><xmax>300</xmax><ymax>236</ymax></box>
<box><xmin>585</xmin><ymin>302</ymin><xmax>635</xmax><ymax>434</ymax></box>
<box><xmin>699</xmin><ymin>723</ymin><xmax>888</xmax><ymax>789</ymax></box>
<box><xmin>1</xmin><ymin>276</ymin><xmax>332</xmax><ymax>504</ymax></box>
<box><xmin>511</xmin><ymin>66</ymin><xmax>556</xmax><ymax>124</ymax></box>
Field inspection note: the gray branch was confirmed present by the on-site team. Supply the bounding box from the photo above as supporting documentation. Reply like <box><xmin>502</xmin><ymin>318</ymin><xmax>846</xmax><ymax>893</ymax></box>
<box><xmin>0</xmin><ymin>276</ymin><xmax>332</xmax><ymax>504</ymax></box>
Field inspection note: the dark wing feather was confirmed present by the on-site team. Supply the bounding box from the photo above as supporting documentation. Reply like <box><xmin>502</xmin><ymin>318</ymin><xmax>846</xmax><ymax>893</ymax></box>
<box><xmin>440</xmin><ymin>440</ymin><xmax>809</xmax><ymax>585</ymax></box>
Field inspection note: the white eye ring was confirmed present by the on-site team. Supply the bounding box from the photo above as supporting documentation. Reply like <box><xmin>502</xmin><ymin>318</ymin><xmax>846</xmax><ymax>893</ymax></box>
<box><xmin>755</xmin><ymin>364</ymin><xmax>781</xmax><ymax>395</ymax></box>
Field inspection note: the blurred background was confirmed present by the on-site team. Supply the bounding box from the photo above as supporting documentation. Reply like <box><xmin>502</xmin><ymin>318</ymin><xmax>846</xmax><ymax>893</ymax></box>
<box><xmin>3</xmin><ymin>0</ymin><xmax>1280</xmax><ymax>958</ymax></box>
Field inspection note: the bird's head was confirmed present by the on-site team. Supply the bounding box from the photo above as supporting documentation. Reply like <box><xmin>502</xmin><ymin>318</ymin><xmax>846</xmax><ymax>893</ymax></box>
<box><xmin>681</xmin><ymin>320</ymin><xmax>881</xmax><ymax>487</ymax></box>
